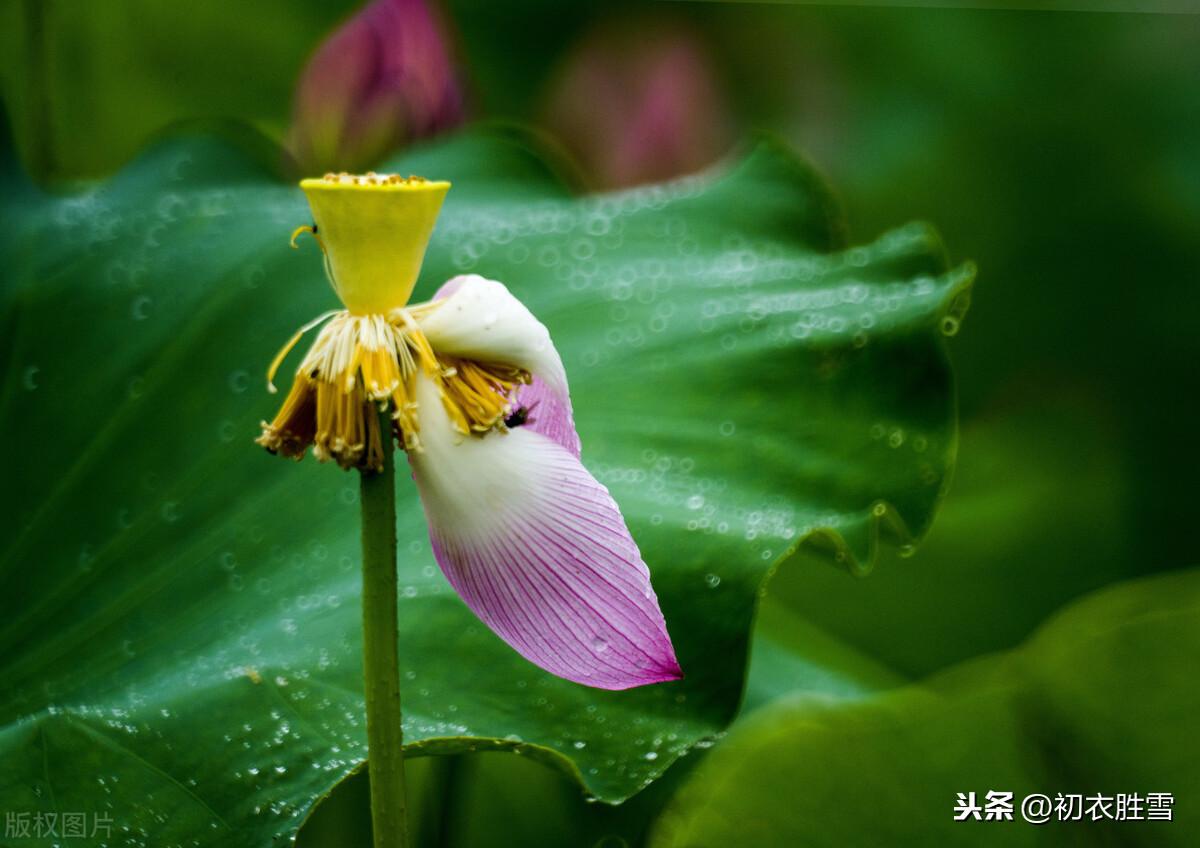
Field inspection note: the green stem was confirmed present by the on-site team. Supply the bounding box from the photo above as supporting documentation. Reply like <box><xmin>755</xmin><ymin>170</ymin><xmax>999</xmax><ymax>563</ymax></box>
<box><xmin>360</xmin><ymin>417</ymin><xmax>408</xmax><ymax>848</ymax></box>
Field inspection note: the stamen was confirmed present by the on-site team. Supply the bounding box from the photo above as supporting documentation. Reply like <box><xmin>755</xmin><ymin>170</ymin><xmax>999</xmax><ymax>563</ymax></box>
<box><xmin>289</xmin><ymin>223</ymin><xmax>341</xmax><ymax>294</ymax></box>
<box><xmin>259</xmin><ymin>308</ymin><xmax>529</xmax><ymax>471</ymax></box>
<box><xmin>265</xmin><ymin>310</ymin><xmax>341</xmax><ymax>393</ymax></box>
<box><xmin>434</xmin><ymin>355</ymin><xmax>530</xmax><ymax>435</ymax></box>
<box><xmin>289</xmin><ymin>224</ymin><xmax>326</xmax><ymax>253</ymax></box>
<box><xmin>256</xmin><ymin>376</ymin><xmax>317</xmax><ymax>459</ymax></box>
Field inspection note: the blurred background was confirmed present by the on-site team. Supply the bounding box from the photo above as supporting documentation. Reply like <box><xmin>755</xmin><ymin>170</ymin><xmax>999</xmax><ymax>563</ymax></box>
<box><xmin>3</xmin><ymin>0</ymin><xmax>1197</xmax><ymax>844</ymax></box>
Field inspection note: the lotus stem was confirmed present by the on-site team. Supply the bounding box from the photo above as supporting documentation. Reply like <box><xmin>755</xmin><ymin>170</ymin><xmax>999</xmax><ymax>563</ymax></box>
<box><xmin>360</xmin><ymin>410</ymin><xmax>408</xmax><ymax>848</ymax></box>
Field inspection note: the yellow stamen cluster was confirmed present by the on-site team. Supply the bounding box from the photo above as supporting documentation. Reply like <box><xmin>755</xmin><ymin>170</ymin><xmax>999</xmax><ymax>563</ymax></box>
<box><xmin>257</xmin><ymin>308</ymin><xmax>531</xmax><ymax>471</ymax></box>
<box><xmin>437</xmin><ymin>356</ymin><xmax>531</xmax><ymax>436</ymax></box>
<box><xmin>320</xmin><ymin>171</ymin><xmax>430</xmax><ymax>187</ymax></box>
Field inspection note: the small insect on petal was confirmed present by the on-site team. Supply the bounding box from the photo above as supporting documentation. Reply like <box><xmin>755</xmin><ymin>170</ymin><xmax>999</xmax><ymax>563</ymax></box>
<box><xmin>420</xmin><ymin>275</ymin><xmax>579</xmax><ymax>456</ymax></box>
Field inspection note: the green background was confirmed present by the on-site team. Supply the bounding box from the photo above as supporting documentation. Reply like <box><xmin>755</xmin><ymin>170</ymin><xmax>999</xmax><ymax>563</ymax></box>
<box><xmin>1</xmin><ymin>1</ymin><xmax>1197</xmax><ymax>845</ymax></box>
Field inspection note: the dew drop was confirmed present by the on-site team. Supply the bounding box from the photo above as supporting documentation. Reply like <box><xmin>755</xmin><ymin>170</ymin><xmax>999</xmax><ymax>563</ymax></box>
<box><xmin>130</xmin><ymin>296</ymin><xmax>152</xmax><ymax>321</ymax></box>
<box><xmin>227</xmin><ymin>370</ymin><xmax>249</xmax><ymax>394</ymax></box>
<box><xmin>159</xmin><ymin>496</ymin><xmax>180</xmax><ymax>522</ymax></box>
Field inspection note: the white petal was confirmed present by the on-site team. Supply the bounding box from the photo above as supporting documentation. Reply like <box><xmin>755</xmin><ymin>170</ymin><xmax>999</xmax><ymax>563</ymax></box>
<box><xmin>417</xmin><ymin>274</ymin><xmax>568</xmax><ymax>400</ymax></box>
<box><xmin>408</xmin><ymin>374</ymin><xmax>681</xmax><ymax>689</ymax></box>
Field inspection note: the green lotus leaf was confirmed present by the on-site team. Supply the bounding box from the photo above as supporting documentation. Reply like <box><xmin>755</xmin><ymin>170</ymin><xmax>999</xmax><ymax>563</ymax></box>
<box><xmin>0</xmin><ymin>123</ymin><xmax>970</xmax><ymax>845</ymax></box>
<box><xmin>768</xmin><ymin>391</ymin><xmax>1129</xmax><ymax>677</ymax></box>
<box><xmin>650</xmin><ymin>569</ymin><xmax>1200</xmax><ymax>847</ymax></box>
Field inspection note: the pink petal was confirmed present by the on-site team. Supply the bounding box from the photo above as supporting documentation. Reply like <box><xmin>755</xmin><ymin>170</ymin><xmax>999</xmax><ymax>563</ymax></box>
<box><xmin>542</xmin><ymin>21</ymin><xmax>734</xmax><ymax>188</ymax></box>
<box><xmin>409</xmin><ymin>374</ymin><xmax>681</xmax><ymax>689</ymax></box>
<box><xmin>510</xmin><ymin>376</ymin><xmax>580</xmax><ymax>458</ymax></box>
<box><xmin>432</xmin><ymin>276</ymin><xmax>468</xmax><ymax>300</ymax></box>
<box><xmin>288</xmin><ymin>0</ymin><xmax>465</xmax><ymax>172</ymax></box>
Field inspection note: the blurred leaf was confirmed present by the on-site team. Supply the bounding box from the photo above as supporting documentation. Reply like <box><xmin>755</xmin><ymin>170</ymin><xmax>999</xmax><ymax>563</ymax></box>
<box><xmin>766</xmin><ymin>387</ymin><xmax>1130</xmax><ymax>677</ymax></box>
<box><xmin>650</xmin><ymin>569</ymin><xmax>1200</xmax><ymax>847</ymax></box>
<box><xmin>741</xmin><ymin>591</ymin><xmax>906</xmax><ymax>714</ymax></box>
<box><xmin>0</xmin><ymin>0</ymin><xmax>360</xmax><ymax>180</ymax></box>
<box><xmin>0</xmin><ymin>125</ymin><xmax>968</xmax><ymax>844</ymax></box>
<box><xmin>709</xmin><ymin>7</ymin><xmax>1200</xmax><ymax>574</ymax></box>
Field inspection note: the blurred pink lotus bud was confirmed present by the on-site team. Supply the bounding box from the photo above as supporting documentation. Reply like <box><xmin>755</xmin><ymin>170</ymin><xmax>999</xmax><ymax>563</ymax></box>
<box><xmin>543</xmin><ymin>21</ymin><xmax>734</xmax><ymax>189</ymax></box>
<box><xmin>288</xmin><ymin>0</ymin><xmax>465</xmax><ymax>173</ymax></box>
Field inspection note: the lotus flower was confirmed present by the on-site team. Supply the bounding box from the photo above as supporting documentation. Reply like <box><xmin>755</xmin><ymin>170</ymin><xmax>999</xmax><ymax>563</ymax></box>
<box><xmin>258</xmin><ymin>173</ymin><xmax>682</xmax><ymax>690</ymax></box>
<box><xmin>543</xmin><ymin>21</ymin><xmax>734</xmax><ymax>188</ymax></box>
<box><xmin>288</xmin><ymin>0</ymin><xmax>465</xmax><ymax>173</ymax></box>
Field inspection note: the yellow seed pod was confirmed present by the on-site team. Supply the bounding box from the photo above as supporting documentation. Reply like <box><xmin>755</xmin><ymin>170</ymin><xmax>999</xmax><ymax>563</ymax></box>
<box><xmin>300</xmin><ymin>175</ymin><xmax>450</xmax><ymax>314</ymax></box>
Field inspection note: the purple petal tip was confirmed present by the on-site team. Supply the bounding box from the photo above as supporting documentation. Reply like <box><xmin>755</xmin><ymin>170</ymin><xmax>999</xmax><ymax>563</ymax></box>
<box><xmin>411</xmin><ymin>373</ymin><xmax>681</xmax><ymax>691</ymax></box>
